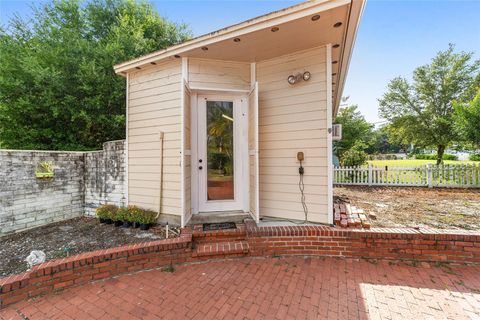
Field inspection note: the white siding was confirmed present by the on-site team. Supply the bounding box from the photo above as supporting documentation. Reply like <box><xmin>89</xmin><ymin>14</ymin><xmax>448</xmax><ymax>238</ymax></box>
<box><xmin>182</xmin><ymin>81</ymin><xmax>192</xmax><ymax>225</ymax></box>
<box><xmin>256</xmin><ymin>46</ymin><xmax>329</xmax><ymax>223</ymax></box>
<box><xmin>188</xmin><ymin>58</ymin><xmax>250</xmax><ymax>91</ymax></box>
<box><xmin>128</xmin><ymin>60</ymin><xmax>182</xmax><ymax>215</ymax></box>
<box><xmin>248</xmin><ymin>82</ymin><xmax>259</xmax><ymax>222</ymax></box>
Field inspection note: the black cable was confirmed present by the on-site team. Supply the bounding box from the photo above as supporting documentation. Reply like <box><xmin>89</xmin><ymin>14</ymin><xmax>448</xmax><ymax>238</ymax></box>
<box><xmin>258</xmin><ymin>160</ymin><xmax>334</xmax><ymax>227</ymax></box>
<box><xmin>299</xmin><ymin>161</ymin><xmax>308</xmax><ymax>223</ymax></box>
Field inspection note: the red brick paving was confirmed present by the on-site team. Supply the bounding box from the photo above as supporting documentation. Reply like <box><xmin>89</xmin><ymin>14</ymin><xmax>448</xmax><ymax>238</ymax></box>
<box><xmin>1</xmin><ymin>257</ymin><xmax>479</xmax><ymax>320</ymax></box>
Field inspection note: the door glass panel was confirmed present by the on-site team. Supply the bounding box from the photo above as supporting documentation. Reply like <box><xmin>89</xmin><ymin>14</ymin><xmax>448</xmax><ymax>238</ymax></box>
<box><xmin>206</xmin><ymin>101</ymin><xmax>234</xmax><ymax>200</ymax></box>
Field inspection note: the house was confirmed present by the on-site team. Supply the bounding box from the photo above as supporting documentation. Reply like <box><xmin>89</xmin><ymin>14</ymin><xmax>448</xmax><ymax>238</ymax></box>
<box><xmin>114</xmin><ymin>0</ymin><xmax>365</xmax><ymax>227</ymax></box>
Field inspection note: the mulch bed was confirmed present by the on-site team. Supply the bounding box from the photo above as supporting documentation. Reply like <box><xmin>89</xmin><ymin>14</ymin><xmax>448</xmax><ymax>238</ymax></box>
<box><xmin>0</xmin><ymin>216</ymin><xmax>180</xmax><ymax>278</ymax></box>
<box><xmin>334</xmin><ymin>186</ymin><xmax>480</xmax><ymax>230</ymax></box>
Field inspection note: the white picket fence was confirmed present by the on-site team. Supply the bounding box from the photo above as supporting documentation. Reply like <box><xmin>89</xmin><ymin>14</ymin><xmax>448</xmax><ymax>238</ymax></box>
<box><xmin>334</xmin><ymin>163</ymin><xmax>480</xmax><ymax>188</ymax></box>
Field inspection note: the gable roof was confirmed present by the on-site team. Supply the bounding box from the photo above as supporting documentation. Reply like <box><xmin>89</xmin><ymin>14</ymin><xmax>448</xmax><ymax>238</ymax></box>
<box><xmin>114</xmin><ymin>0</ymin><xmax>366</xmax><ymax>114</ymax></box>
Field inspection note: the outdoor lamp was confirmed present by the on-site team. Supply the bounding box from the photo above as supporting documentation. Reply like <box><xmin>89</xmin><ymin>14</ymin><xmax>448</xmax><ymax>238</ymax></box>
<box><xmin>287</xmin><ymin>71</ymin><xmax>311</xmax><ymax>85</ymax></box>
<box><xmin>303</xmin><ymin>71</ymin><xmax>311</xmax><ymax>81</ymax></box>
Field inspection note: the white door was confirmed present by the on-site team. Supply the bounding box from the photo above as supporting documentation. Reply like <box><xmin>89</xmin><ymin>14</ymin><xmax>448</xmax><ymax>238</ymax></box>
<box><xmin>196</xmin><ymin>95</ymin><xmax>246</xmax><ymax>212</ymax></box>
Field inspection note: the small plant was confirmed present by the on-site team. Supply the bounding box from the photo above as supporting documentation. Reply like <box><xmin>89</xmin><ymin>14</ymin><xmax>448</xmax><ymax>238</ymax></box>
<box><xmin>35</xmin><ymin>161</ymin><xmax>54</xmax><ymax>178</ymax></box>
<box><xmin>127</xmin><ymin>205</ymin><xmax>144</xmax><ymax>228</ymax></box>
<box><xmin>162</xmin><ymin>263</ymin><xmax>175</xmax><ymax>273</ymax></box>
<box><xmin>116</xmin><ymin>207</ymin><xmax>128</xmax><ymax>221</ymax></box>
<box><xmin>96</xmin><ymin>204</ymin><xmax>117</xmax><ymax>223</ymax></box>
<box><xmin>126</xmin><ymin>205</ymin><xmax>157</xmax><ymax>230</ymax></box>
<box><xmin>113</xmin><ymin>207</ymin><xmax>127</xmax><ymax>227</ymax></box>
<box><xmin>137</xmin><ymin>209</ymin><xmax>157</xmax><ymax>230</ymax></box>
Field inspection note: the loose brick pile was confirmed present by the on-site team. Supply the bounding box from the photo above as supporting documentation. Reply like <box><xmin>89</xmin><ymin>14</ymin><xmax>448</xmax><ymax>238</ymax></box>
<box><xmin>334</xmin><ymin>202</ymin><xmax>371</xmax><ymax>229</ymax></box>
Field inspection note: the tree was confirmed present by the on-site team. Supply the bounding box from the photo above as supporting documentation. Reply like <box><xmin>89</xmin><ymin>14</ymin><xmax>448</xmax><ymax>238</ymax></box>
<box><xmin>0</xmin><ymin>0</ymin><xmax>191</xmax><ymax>150</ymax></box>
<box><xmin>454</xmin><ymin>89</ymin><xmax>480</xmax><ymax>149</ymax></box>
<box><xmin>365</xmin><ymin>125</ymin><xmax>405</xmax><ymax>155</ymax></box>
<box><xmin>378</xmin><ymin>44</ymin><xmax>480</xmax><ymax>164</ymax></box>
<box><xmin>334</xmin><ymin>105</ymin><xmax>373</xmax><ymax>162</ymax></box>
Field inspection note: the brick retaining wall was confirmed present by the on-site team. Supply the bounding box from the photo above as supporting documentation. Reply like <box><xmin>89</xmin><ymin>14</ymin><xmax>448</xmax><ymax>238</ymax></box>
<box><xmin>245</xmin><ymin>221</ymin><xmax>480</xmax><ymax>263</ymax></box>
<box><xmin>0</xmin><ymin>230</ymin><xmax>193</xmax><ymax>308</ymax></box>
<box><xmin>1</xmin><ymin>223</ymin><xmax>479</xmax><ymax>309</ymax></box>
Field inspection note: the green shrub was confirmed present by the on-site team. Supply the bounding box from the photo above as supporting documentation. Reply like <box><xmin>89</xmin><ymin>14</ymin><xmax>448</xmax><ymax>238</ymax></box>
<box><xmin>128</xmin><ymin>205</ymin><xmax>143</xmax><ymax>223</ymax></box>
<box><xmin>442</xmin><ymin>154</ymin><xmax>458</xmax><ymax>161</ymax></box>
<box><xmin>415</xmin><ymin>154</ymin><xmax>436</xmax><ymax>160</ymax></box>
<box><xmin>95</xmin><ymin>204</ymin><xmax>117</xmax><ymax>220</ymax></box>
<box><xmin>415</xmin><ymin>154</ymin><xmax>458</xmax><ymax>161</ymax></box>
<box><xmin>137</xmin><ymin>209</ymin><xmax>157</xmax><ymax>225</ymax></box>
<box><xmin>128</xmin><ymin>205</ymin><xmax>157</xmax><ymax>225</ymax></box>
<box><xmin>341</xmin><ymin>143</ymin><xmax>367</xmax><ymax>167</ymax></box>
<box><xmin>116</xmin><ymin>207</ymin><xmax>130</xmax><ymax>222</ymax></box>
<box><xmin>469</xmin><ymin>154</ymin><xmax>480</xmax><ymax>161</ymax></box>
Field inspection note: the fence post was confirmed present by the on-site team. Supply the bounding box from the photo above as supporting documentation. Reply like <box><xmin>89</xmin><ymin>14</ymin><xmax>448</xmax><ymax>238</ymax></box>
<box><xmin>427</xmin><ymin>164</ymin><xmax>433</xmax><ymax>188</ymax></box>
<box><xmin>368</xmin><ymin>164</ymin><xmax>372</xmax><ymax>186</ymax></box>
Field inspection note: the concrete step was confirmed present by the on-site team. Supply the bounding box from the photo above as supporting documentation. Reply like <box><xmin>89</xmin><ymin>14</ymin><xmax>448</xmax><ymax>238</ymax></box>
<box><xmin>192</xmin><ymin>223</ymin><xmax>247</xmax><ymax>243</ymax></box>
<box><xmin>188</xmin><ymin>211</ymin><xmax>250</xmax><ymax>225</ymax></box>
<box><xmin>193</xmin><ymin>241</ymin><xmax>249</xmax><ymax>257</ymax></box>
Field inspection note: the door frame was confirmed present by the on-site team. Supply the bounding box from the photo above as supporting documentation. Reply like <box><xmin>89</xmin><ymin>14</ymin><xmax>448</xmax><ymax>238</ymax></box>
<box><xmin>191</xmin><ymin>93</ymin><xmax>249</xmax><ymax>214</ymax></box>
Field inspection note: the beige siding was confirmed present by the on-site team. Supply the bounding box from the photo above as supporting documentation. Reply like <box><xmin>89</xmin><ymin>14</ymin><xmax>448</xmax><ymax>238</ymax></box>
<box><xmin>257</xmin><ymin>46</ymin><xmax>328</xmax><ymax>223</ymax></box>
<box><xmin>188</xmin><ymin>58</ymin><xmax>250</xmax><ymax>91</ymax></box>
<box><xmin>128</xmin><ymin>60</ymin><xmax>182</xmax><ymax>215</ymax></box>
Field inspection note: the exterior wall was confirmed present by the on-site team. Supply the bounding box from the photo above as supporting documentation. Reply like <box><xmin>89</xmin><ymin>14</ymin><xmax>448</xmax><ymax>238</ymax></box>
<box><xmin>188</xmin><ymin>58</ymin><xmax>250</xmax><ymax>91</ymax></box>
<box><xmin>127</xmin><ymin>59</ymin><xmax>182</xmax><ymax>215</ymax></box>
<box><xmin>256</xmin><ymin>46</ymin><xmax>329</xmax><ymax>223</ymax></box>
<box><xmin>0</xmin><ymin>141</ymin><xmax>125</xmax><ymax>236</ymax></box>
<box><xmin>84</xmin><ymin>140</ymin><xmax>126</xmax><ymax>215</ymax></box>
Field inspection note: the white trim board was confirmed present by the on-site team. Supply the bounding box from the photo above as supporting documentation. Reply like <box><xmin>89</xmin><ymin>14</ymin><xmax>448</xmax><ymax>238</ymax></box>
<box><xmin>326</xmin><ymin>44</ymin><xmax>334</xmax><ymax>225</ymax></box>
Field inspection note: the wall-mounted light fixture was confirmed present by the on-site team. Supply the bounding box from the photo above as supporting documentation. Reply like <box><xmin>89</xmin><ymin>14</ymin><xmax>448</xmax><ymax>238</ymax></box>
<box><xmin>287</xmin><ymin>71</ymin><xmax>311</xmax><ymax>85</ymax></box>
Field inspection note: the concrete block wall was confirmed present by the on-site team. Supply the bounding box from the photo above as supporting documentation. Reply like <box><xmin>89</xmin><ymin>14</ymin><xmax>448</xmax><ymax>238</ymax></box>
<box><xmin>84</xmin><ymin>140</ymin><xmax>126</xmax><ymax>215</ymax></box>
<box><xmin>0</xmin><ymin>140</ymin><xmax>126</xmax><ymax>236</ymax></box>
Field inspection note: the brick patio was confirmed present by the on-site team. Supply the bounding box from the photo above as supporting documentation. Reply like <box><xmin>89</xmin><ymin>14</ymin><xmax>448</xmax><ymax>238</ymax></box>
<box><xmin>1</xmin><ymin>257</ymin><xmax>479</xmax><ymax>320</ymax></box>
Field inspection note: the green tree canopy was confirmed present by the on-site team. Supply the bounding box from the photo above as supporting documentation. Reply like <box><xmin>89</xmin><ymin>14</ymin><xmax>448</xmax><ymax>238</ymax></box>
<box><xmin>454</xmin><ymin>88</ymin><xmax>480</xmax><ymax>149</ymax></box>
<box><xmin>334</xmin><ymin>105</ymin><xmax>373</xmax><ymax>162</ymax></box>
<box><xmin>0</xmin><ymin>0</ymin><xmax>191</xmax><ymax>150</ymax></box>
<box><xmin>365</xmin><ymin>125</ymin><xmax>405</xmax><ymax>155</ymax></box>
<box><xmin>378</xmin><ymin>44</ymin><xmax>480</xmax><ymax>164</ymax></box>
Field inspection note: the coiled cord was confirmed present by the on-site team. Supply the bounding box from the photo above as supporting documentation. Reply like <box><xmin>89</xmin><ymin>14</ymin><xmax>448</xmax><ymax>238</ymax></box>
<box><xmin>299</xmin><ymin>165</ymin><xmax>308</xmax><ymax>223</ymax></box>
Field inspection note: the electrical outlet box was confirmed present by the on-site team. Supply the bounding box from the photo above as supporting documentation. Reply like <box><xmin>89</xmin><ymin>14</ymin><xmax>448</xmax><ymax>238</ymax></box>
<box><xmin>297</xmin><ymin>152</ymin><xmax>304</xmax><ymax>161</ymax></box>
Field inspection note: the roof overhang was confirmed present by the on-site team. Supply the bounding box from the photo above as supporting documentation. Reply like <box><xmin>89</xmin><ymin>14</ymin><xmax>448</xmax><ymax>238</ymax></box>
<box><xmin>114</xmin><ymin>0</ymin><xmax>366</xmax><ymax>114</ymax></box>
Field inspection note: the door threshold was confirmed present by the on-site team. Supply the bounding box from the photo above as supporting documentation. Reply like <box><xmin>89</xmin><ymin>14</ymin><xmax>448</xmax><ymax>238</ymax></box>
<box><xmin>195</xmin><ymin>210</ymin><xmax>245</xmax><ymax>215</ymax></box>
<box><xmin>189</xmin><ymin>211</ymin><xmax>250</xmax><ymax>225</ymax></box>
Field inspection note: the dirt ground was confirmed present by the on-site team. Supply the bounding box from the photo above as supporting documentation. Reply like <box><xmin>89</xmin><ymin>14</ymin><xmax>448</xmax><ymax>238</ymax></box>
<box><xmin>334</xmin><ymin>186</ymin><xmax>480</xmax><ymax>230</ymax></box>
<box><xmin>0</xmin><ymin>217</ymin><xmax>180</xmax><ymax>277</ymax></box>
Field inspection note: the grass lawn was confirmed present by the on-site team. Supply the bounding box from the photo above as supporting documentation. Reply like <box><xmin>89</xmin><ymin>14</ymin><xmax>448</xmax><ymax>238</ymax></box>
<box><xmin>368</xmin><ymin>159</ymin><xmax>479</xmax><ymax>167</ymax></box>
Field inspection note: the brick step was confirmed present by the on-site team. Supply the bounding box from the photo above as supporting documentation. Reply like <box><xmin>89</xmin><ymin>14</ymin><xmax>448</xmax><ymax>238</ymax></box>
<box><xmin>192</xmin><ymin>224</ymin><xmax>247</xmax><ymax>243</ymax></box>
<box><xmin>193</xmin><ymin>241</ymin><xmax>249</xmax><ymax>257</ymax></box>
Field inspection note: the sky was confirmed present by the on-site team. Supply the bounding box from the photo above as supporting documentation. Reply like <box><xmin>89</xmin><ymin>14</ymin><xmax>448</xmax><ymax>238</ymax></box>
<box><xmin>1</xmin><ymin>0</ymin><xmax>479</xmax><ymax>124</ymax></box>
